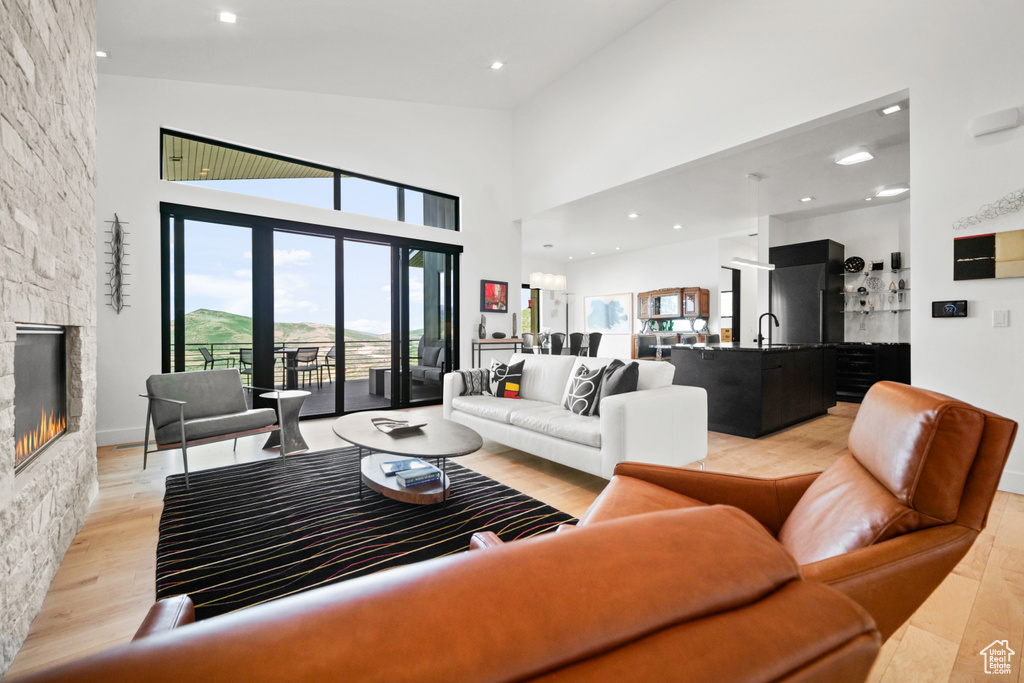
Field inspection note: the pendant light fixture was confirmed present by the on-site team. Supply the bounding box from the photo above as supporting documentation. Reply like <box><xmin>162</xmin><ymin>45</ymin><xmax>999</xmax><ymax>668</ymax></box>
<box><xmin>730</xmin><ymin>173</ymin><xmax>775</xmax><ymax>271</ymax></box>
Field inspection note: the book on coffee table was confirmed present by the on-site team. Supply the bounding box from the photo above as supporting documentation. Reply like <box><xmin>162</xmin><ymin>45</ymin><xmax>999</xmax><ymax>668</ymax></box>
<box><xmin>380</xmin><ymin>458</ymin><xmax>433</xmax><ymax>477</ymax></box>
<box><xmin>396</xmin><ymin>463</ymin><xmax>441</xmax><ymax>486</ymax></box>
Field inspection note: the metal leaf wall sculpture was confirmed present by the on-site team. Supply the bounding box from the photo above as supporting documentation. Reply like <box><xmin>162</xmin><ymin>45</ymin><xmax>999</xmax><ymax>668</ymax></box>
<box><xmin>105</xmin><ymin>214</ymin><xmax>130</xmax><ymax>313</ymax></box>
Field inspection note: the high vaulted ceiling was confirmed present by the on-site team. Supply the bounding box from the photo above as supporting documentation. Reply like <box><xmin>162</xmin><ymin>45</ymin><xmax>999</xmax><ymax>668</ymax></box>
<box><xmin>96</xmin><ymin>0</ymin><xmax>672</xmax><ymax>110</ymax></box>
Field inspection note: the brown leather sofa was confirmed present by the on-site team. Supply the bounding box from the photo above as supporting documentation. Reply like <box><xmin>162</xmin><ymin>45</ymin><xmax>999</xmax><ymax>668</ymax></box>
<box><xmin>487</xmin><ymin>381</ymin><xmax>1014</xmax><ymax>641</ymax></box>
<box><xmin>12</xmin><ymin>506</ymin><xmax>880</xmax><ymax>683</ymax></box>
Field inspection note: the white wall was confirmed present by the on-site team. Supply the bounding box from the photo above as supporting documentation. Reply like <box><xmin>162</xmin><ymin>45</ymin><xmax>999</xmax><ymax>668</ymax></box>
<box><xmin>774</xmin><ymin>201</ymin><xmax>911</xmax><ymax>343</ymax></box>
<box><xmin>512</xmin><ymin>0</ymin><xmax>1024</xmax><ymax>493</ymax></box>
<box><xmin>717</xmin><ymin>236</ymin><xmax>759</xmax><ymax>344</ymax></box>
<box><xmin>565</xmin><ymin>235</ymin><xmax>723</xmax><ymax>360</ymax></box>
<box><xmin>96</xmin><ymin>75</ymin><xmax>517</xmax><ymax>445</ymax></box>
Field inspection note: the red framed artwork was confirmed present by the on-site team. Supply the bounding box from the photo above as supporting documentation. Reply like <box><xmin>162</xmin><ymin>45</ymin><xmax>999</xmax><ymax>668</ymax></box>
<box><xmin>480</xmin><ymin>280</ymin><xmax>508</xmax><ymax>312</ymax></box>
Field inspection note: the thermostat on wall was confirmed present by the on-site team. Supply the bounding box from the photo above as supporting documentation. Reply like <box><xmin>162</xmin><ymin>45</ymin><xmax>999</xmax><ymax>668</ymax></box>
<box><xmin>932</xmin><ymin>300</ymin><xmax>968</xmax><ymax>318</ymax></box>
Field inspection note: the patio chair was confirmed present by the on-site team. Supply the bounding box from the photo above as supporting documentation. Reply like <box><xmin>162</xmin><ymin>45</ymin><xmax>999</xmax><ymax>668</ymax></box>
<box><xmin>239</xmin><ymin>348</ymin><xmax>253</xmax><ymax>381</ymax></box>
<box><xmin>199</xmin><ymin>346</ymin><xmax>235</xmax><ymax>370</ymax></box>
<box><xmin>587</xmin><ymin>332</ymin><xmax>602</xmax><ymax>357</ymax></box>
<box><xmin>569</xmin><ymin>332</ymin><xmax>585</xmax><ymax>356</ymax></box>
<box><xmin>323</xmin><ymin>345</ymin><xmax>336</xmax><ymax>383</ymax></box>
<box><xmin>295</xmin><ymin>347</ymin><xmax>322</xmax><ymax>389</ymax></box>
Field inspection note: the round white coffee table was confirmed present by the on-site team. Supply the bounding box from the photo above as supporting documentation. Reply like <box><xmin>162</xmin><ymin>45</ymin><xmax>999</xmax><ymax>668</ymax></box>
<box><xmin>333</xmin><ymin>411</ymin><xmax>483</xmax><ymax>505</ymax></box>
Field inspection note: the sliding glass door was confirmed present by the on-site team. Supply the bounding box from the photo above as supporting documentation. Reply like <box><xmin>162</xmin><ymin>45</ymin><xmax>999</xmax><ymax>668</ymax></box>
<box><xmin>273</xmin><ymin>230</ymin><xmax>336</xmax><ymax>417</ymax></box>
<box><xmin>343</xmin><ymin>240</ymin><xmax>394</xmax><ymax>411</ymax></box>
<box><xmin>401</xmin><ymin>248</ymin><xmax>454</xmax><ymax>405</ymax></box>
<box><xmin>167</xmin><ymin>219</ymin><xmax>253</xmax><ymax>375</ymax></box>
<box><xmin>162</xmin><ymin>204</ymin><xmax>459</xmax><ymax>419</ymax></box>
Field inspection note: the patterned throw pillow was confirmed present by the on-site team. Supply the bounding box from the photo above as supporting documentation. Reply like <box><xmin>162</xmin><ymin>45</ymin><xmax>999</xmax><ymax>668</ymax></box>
<box><xmin>562</xmin><ymin>364</ymin><xmax>603</xmax><ymax>416</ymax></box>
<box><xmin>489</xmin><ymin>359</ymin><xmax>525</xmax><ymax>399</ymax></box>
<box><xmin>594</xmin><ymin>359</ymin><xmax>639</xmax><ymax>416</ymax></box>
<box><xmin>457</xmin><ymin>368</ymin><xmax>489</xmax><ymax>396</ymax></box>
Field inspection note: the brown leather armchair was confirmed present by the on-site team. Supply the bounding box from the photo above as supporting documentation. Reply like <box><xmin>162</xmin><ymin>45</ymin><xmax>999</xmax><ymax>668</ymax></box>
<box><xmin>11</xmin><ymin>506</ymin><xmax>880</xmax><ymax>683</ymax></box>
<box><xmin>517</xmin><ymin>381</ymin><xmax>1016</xmax><ymax>641</ymax></box>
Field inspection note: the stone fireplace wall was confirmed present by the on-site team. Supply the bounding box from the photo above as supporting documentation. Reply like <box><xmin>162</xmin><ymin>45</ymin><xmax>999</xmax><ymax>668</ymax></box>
<box><xmin>0</xmin><ymin>0</ymin><xmax>98</xmax><ymax>673</ymax></box>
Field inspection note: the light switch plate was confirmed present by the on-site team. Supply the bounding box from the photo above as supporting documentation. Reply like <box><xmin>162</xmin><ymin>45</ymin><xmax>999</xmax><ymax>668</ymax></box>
<box><xmin>993</xmin><ymin>309</ymin><xmax>1010</xmax><ymax>327</ymax></box>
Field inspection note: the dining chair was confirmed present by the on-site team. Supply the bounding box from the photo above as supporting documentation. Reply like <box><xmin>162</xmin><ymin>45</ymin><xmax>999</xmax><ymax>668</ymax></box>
<box><xmin>587</xmin><ymin>332</ymin><xmax>602</xmax><ymax>357</ymax></box>
<box><xmin>521</xmin><ymin>333</ymin><xmax>536</xmax><ymax>354</ymax></box>
<box><xmin>569</xmin><ymin>332</ymin><xmax>585</xmax><ymax>356</ymax></box>
<box><xmin>550</xmin><ymin>333</ymin><xmax>566</xmax><ymax>356</ymax></box>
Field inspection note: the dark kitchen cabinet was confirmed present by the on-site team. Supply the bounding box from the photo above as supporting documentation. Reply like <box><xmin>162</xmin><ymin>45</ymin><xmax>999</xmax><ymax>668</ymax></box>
<box><xmin>671</xmin><ymin>345</ymin><xmax>837</xmax><ymax>438</ymax></box>
<box><xmin>836</xmin><ymin>343</ymin><xmax>911</xmax><ymax>402</ymax></box>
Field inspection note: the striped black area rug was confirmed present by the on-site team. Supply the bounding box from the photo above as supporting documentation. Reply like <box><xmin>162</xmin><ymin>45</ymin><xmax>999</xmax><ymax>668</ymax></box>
<box><xmin>157</xmin><ymin>447</ymin><xmax>576</xmax><ymax>620</ymax></box>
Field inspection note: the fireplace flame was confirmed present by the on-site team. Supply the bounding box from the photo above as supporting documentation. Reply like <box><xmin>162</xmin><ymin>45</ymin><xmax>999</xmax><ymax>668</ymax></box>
<box><xmin>15</xmin><ymin>406</ymin><xmax>67</xmax><ymax>463</ymax></box>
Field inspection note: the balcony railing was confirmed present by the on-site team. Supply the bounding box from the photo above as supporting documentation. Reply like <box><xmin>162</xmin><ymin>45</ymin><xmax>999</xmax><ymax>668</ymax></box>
<box><xmin>170</xmin><ymin>339</ymin><xmax>421</xmax><ymax>382</ymax></box>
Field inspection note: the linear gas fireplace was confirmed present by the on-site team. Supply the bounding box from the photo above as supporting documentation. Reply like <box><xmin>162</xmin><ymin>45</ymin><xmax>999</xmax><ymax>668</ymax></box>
<box><xmin>14</xmin><ymin>324</ymin><xmax>67</xmax><ymax>472</ymax></box>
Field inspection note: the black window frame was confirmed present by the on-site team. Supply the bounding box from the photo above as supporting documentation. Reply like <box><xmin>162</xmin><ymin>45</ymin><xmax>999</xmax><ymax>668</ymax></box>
<box><xmin>160</xmin><ymin>202</ymin><xmax>462</xmax><ymax>415</ymax></box>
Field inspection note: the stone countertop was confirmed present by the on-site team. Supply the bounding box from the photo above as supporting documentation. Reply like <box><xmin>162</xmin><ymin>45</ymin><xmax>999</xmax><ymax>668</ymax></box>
<box><xmin>670</xmin><ymin>342</ymin><xmax>837</xmax><ymax>353</ymax></box>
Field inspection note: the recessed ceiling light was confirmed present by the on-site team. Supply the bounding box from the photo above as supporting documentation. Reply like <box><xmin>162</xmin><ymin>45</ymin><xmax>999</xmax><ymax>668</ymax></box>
<box><xmin>673</xmin><ymin>224</ymin><xmax>682</xmax><ymax>230</ymax></box>
<box><xmin>568</xmin><ymin>256</ymin><xmax>573</xmax><ymax>260</ymax></box>
<box><xmin>835</xmin><ymin>147</ymin><xmax>874</xmax><ymax>165</ymax></box>
<box><xmin>590</xmin><ymin>252</ymin><xmax>596</xmax><ymax>255</ymax></box>
<box><xmin>876</xmin><ymin>185</ymin><xmax>910</xmax><ymax>197</ymax></box>
<box><xmin>628</xmin><ymin>213</ymin><xmax>639</xmax><ymax>218</ymax></box>
<box><xmin>881</xmin><ymin>104</ymin><xmax>902</xmax><ymax>115</ymax></box>
<box><xmin>615</xmin><ymin>247</ymin><xmax>621</xmax><ymax>250</ymax></box>
<box><xmin>800</xmin><ymin>197</ymin><xmax>815</xmax><ymax>203</ymax></box>
<box><xmin>96</xmin><ymin>50</ymin><xmax>108</xmax><ymax>58</ymax></box>
<box><xmin>865</xmin><ymin>197</ymin><xmax>873</xmax><ymax>201</ymax></box>
<box><xmin>490</xmin><ymin>61</ymin><xmax>504</xmax><ymax>70</ymax></box>
<box><xmin>219</xmin><ymin>11</ymin><xmax>237</xmax><ymax>23</ymax></box>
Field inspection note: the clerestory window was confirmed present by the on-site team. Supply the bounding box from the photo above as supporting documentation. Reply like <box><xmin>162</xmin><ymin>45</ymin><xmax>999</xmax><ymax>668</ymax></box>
<box><xmin>161</xmin><ymin>130</ymin><xmax>459</xmax><ymax>231</ymax></box>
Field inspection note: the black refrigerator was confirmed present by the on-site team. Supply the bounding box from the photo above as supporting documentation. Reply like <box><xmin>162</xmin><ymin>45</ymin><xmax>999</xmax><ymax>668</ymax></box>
<box><xmin>768</xmin><ymin>240</ymin><xmax>845</xmax><ymax>344</ymax></box>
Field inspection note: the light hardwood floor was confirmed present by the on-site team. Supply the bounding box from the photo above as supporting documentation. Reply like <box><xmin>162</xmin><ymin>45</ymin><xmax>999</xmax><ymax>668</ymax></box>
<box><xmin>6</xmin><ymin>403</ymin><xmax>1023</xmax><ymax>682</ymax></box>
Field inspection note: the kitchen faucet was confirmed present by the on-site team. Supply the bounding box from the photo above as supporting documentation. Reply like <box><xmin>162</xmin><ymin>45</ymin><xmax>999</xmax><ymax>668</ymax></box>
<box><xmin>758</xmin><ymin>312</ymin><xmax>779</xmax><ymax>347</ymax></box>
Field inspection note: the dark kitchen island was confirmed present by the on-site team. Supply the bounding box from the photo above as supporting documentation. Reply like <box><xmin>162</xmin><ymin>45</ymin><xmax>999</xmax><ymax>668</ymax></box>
<box><xmin>669</xmin><ymin>343</ymin><xmax>837</xmax><ymax>438</ymax></box>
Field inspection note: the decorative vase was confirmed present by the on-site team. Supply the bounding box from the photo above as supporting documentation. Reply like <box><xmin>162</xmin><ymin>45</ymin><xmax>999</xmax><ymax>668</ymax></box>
<box><xmin>479</xmin><ymin>314</ymin><xmax>486</xmax><ymax>340</ymax></box>
<box><xmin>891</xmin><ymin>252</ymin><xmax>902</xmax><ymax>270</ymax></box>
<box><xmin>898</xmin><ymin>279</ymin><xmax>906</xmax><ymax>290</ymax></box>
<box><xmin>512</xmin><ymin>312</ymin><xmax>518</xmax><ymax>338</ymax></box>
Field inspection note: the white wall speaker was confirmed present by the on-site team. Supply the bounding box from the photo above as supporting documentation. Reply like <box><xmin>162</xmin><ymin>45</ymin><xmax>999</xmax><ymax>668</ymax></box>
<box><xmin>971</xmin><ymin>107</ymin><xmax>1022</xmax><ymax>137</ymax></box>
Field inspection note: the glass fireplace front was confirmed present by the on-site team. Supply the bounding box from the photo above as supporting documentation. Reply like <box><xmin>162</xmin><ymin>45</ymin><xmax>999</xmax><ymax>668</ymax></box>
<box><xmin>14</xmin><ymin>324</ymin><xmax>67</xmax><ymax>472</ymax></box>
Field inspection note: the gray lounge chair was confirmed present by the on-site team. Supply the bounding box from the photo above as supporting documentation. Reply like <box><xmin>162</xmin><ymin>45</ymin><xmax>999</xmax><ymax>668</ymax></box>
<box><xmin>141</xmin><ymin>369</ymin><xmax>282</xmax><ymax>487</ymax></box>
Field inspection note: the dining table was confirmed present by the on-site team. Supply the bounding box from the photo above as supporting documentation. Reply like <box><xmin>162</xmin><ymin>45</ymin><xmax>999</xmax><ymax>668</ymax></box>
<box><xmin>235</xmin><ymin>348</ymin><xmax>301</xmax><ymax>389</ymax></box>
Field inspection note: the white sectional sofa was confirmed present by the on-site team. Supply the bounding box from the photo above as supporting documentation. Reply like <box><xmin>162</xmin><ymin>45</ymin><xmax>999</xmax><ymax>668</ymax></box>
<box><xmin>442</xmin><ymin>353</ymin><xmax>707</xmax><ymax>479</ymax></box>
